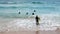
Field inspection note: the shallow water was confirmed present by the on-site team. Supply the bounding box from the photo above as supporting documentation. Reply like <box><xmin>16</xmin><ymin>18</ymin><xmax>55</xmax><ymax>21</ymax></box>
<box><xmin>0</xmin><ymin>0</ymin><xmax>60</xmax><ymax>32</ymax></box>
<box><xmin>0</xmin><ymin>15</ymin><xmax>60</xmax><ymax>32</ymax></box>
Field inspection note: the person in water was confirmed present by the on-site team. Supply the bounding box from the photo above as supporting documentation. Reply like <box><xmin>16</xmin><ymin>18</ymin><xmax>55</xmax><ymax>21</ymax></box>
<box><xmin>26</xmin><ymin>12</ymin><xmax>28</xmax><ymax>15</ymax></box>
<box><xmin>35</xmin><ymin>15</ymin><xmax>40</xmax><ymax>25</ymax></box>
<box><xmin>34</xmin><ymin>10</ymin><xmax>36</xmax><ymax>12</ymax></box>
<box><xmin>18</xmin><ymin>12</ymin><xmax>20</xmax><ymax>14</ymax></box>
<box><xmin>32</xmin><ymin>13</ymin><xmax>34</xmax><ymax>15</ymax></box>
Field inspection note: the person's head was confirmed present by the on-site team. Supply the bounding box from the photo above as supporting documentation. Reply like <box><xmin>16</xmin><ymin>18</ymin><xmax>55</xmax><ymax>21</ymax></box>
<box><xmin>18</xmin><ymin>12</ymin><xmax>20</xmax><ymax>14</ymax></box>
<box><xmin>32</xmin><ymin>13</ymin><xmax>34</xmax><ymax>15</ymax></box>
<box><xmin>34</xmin><ymin>10</ymin><xmax>36</xmax><ymax>12</ymax></box>
<box><xmin>26</xmin><ymin>12</ymin><xmax>28</xmax><ymax>15</ymax></box>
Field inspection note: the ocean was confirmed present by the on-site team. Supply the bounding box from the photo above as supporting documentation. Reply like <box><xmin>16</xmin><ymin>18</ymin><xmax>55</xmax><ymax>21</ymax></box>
<box><xmin>0</xmin><ymin>1</ymin><xmax>60</xmax><ymax>32</ymax></box>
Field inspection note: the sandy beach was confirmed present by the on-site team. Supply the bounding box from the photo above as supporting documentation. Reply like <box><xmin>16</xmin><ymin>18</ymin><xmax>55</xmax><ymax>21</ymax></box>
<box><xmin>0</xmin><ymin>17</ymin><xmax>60</xmax><ymax>34</ymax></box>
<box><xmin>0</xmin><ymin>28</ymin><xmax>60</xmax><ymax>34</ymax></box>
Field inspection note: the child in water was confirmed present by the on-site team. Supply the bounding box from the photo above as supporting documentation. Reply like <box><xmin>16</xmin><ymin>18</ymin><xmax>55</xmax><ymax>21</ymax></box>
<box><xmin>35</xmin><ymin>15</ymin><xmax>40</xmax><ymax>25</ymax></box>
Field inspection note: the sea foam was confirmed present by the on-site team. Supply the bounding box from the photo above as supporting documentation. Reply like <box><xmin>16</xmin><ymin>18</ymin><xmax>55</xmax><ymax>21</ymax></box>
<box><xmin>0</xmin><ymin>14</ymin><xmax>60</xmax><ymax>32</ymax></box>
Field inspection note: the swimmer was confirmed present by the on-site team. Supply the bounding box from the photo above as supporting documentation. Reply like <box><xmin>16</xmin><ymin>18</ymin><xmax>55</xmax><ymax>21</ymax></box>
<box><xmin>32</xmin><ymin>13</ymin><xmax>34</xmax><ymax>15</ymax></box>
<box><xmin>18</xmin><ymin>12</ymin><xmax>20</xmax><ymax>14</ymax></box>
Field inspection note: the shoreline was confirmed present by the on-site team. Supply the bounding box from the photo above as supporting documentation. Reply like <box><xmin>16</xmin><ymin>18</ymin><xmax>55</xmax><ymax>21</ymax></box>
<box><xmin>0</xmin><ymin>16</ymin><xmax>60</xmax><ymax>34</ymax></box>
<box><xmin>0</xmin><ymin>28</ymin><xmax>60</xmax><ymax>34</ymax></box>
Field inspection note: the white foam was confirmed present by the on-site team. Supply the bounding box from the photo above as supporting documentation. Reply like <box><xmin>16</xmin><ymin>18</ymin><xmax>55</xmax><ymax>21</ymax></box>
<box><xmin>0</xmin><ymin>14</ymin><xmax>60</xmax><ymax>32</ymax></box>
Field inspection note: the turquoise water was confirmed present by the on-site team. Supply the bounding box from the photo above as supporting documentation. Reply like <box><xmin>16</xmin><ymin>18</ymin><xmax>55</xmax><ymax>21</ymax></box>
<box><xmin>0</xmin><ymin>1</ymin><xmax>60</xmax><ymax>31</ymax></box>
<box><xmin>0</xmin><ymin>1</ymin><xmax>60</xmax><ymax>18</ymax></box>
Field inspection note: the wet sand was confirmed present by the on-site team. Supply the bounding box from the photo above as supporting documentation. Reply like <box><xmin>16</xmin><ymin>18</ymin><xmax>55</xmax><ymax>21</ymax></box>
<box><xmin>0</xmin><ymin>18</ymin><xmax>60</xmax><ymax>34</ymax></box>
<box><xmin>0</xmin><ymin>28</ymin><xmax>60</xmax><ymax>34</ymax></box>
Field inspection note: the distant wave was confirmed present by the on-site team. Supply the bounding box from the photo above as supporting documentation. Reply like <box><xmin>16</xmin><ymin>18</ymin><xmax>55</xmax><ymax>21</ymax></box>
<box><xmin>0</xmin><ymin>1</ymin><xmax>44</xmax><ymax>4</ymax></box>
<box><xmin>0</xmin><ymin>6</ymin><xmax>55</xmax><ymax>10</ymax></box>
<box><xmin>32</xmin><ymin>2</ymin><xmax>43</xmax><ymax>4</ymax></box>
<box><xmin>0</xmin><ymin>1</ymin><xmax>17</xmax><ymax>4</ymax></box>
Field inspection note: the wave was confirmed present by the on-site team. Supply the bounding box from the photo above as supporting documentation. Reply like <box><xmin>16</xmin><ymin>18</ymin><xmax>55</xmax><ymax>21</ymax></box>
<box><xmin>0</xmin><ymin>1</ymin><xmax>19</xmax><ymax>4</ymax></box>
<box><xmin>32</xmin><ymin>1</ymin><xmax>44</xmax><ymax>4</ymax></box>
<box><xmin>0</xmin><ymin>13</ymin><xmax>59</xmax><ymax>18</ymax></box>
<box><xmin>0</xmin><ymin>14</ymin><xmax>60</xmax><ymax>32</ymax></box>
<box><xmin>0</xmin><ymin>1</ymin><xmax>44</xmax><ymax>4</ymax></box>
<box><xmin>0</xmin><ymin>6</ymin><xmax>55</xmax><ymax>9</ymax></box>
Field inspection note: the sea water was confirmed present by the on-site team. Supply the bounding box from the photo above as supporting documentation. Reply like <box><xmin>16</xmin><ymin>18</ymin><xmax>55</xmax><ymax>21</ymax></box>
<box><xmin>0</xmin><ymin>1</ymin><xmax>60</xmax><ymax>32</ymax></box>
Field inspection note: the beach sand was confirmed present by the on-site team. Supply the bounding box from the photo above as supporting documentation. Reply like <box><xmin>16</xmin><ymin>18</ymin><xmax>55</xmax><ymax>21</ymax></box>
<box><xmin>0</xmin><ymin>18</ymin><xmax>60</xmax><ymax>34</ymax></box>
<box><xmin>0</xmin><ymin>28</ymin><xmax>60</xmax><ymax>34</ymax></box>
